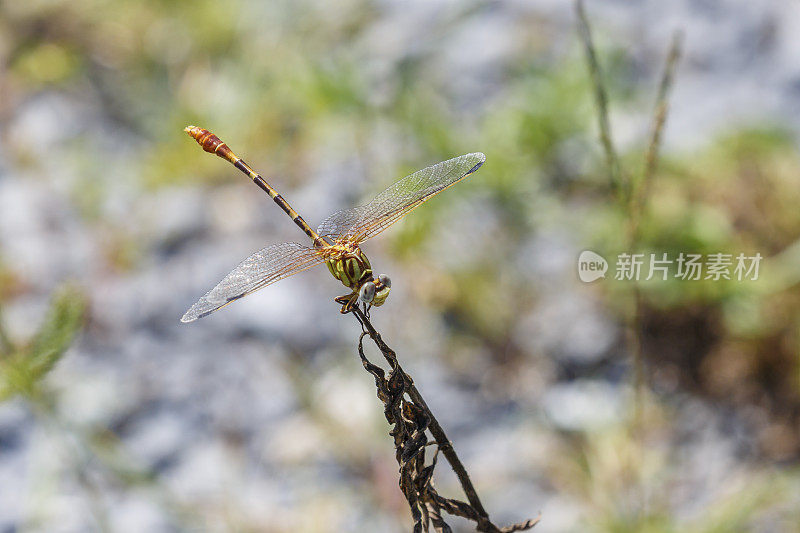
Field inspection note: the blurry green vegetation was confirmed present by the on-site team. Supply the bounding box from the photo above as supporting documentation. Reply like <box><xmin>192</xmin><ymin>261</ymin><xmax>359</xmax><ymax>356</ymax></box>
<box><xmin>0</xmin><ymin>284</ymin><xmax>196</xmax><ymax>530</ymax></box>
<box><xmin>556</xmin><ymin>418</ymin><xmax>800</xmax><ymax>532</ymax></box>
<box><xmin>626</xmin><ymin>128</ymin><xmax>800</xmax><ymax>432</ymax></box>
<box><xmin>5</xmin><ymin>0</ymin><xmax>795</xmax><ymax>429</ymax></box>
<box><xmin>0</xmin><ymin>284</ymin><xmax>85</xmax><ymax>402</ymax></box>
<box><xmin>2</xmin><ymin>0</ymin><xmax>800</xmax><ymax>530</ymax></box>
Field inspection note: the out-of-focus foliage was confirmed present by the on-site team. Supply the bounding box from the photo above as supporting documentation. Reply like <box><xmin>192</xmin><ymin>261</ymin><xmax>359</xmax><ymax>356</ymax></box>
<box><xmin>623</xmin><ymin>129</ymin><xmax>800</xmax><ymax>459</ymax></box>
<box><xmin>556</xmin><ymin>419</ymin><xmax>800</xmax><ymax>533</ymax></box>
<box><xmin>2</xmin><ymin>0</ymin><xmax>800</xmax><ymax>531</ymax></box>
<box><xmin>0</xmin><ymin>284</ymin><xmax>85</xmax><ymax>401</ymax></box>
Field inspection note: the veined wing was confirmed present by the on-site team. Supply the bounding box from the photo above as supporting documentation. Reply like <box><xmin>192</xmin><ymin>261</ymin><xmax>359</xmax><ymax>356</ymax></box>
<box><xmin>181</xmin><ymin>242</ymin><xmax>325</xmax><ymax>322</ymax></box>
<box><xmin>317</xmin><ymin>152</ymin><xmax>486</xmax><ymax>243</ymax></box>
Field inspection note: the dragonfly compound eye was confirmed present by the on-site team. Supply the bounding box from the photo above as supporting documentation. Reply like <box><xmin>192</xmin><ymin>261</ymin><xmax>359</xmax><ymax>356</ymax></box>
<box><xmin>378</xmin><ymin>274</ymin><xmax>391</xmax><ymax>288</ymax></box>
<box><xmin>359</xmin><ymin>282</ymin><xmax>376</xmax><ymax>303</ymax></box>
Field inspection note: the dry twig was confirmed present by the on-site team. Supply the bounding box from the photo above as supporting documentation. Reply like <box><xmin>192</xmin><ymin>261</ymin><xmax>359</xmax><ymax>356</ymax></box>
<box><xmin>349</xmin><ymin>304</ymin><xmax>540</xmax><ymax>533</ymax></box>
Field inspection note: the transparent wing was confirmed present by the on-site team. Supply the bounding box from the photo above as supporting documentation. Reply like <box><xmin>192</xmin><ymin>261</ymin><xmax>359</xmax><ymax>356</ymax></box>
<box><xmin>317</xmin><ymin>152</ymin><xmax>485</xmax><ymax>243</ymax></box>
<box><xmin>181</xmin><ymin>242</ymin><xmax>325</xmax><ymax>322</ymax></box>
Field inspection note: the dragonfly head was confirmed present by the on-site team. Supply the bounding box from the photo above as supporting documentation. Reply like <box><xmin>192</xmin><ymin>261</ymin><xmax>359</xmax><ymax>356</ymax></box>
<box><xmin>358</xmin><ymin>274</ymin><xmax>391</xmax><ymax>307</ymax></box>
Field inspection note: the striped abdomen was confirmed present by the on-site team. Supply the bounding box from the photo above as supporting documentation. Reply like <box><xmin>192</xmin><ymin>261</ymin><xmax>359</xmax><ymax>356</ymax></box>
<box><xmin>184</xmin><ymin>126</ymin><xmax>326</xmax><ymax>248</ymax></box>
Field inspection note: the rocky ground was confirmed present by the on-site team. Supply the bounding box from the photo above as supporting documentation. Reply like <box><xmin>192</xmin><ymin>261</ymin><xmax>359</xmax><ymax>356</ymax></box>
<box><xmin>1</xmin><ymin>1</ymin><xmax>799</xmax><ymax>532</ymax></box>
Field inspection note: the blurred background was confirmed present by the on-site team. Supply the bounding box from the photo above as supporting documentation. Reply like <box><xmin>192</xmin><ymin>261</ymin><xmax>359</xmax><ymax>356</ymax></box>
<box><xmin>1</xmin><ymin>0</ymin><xmax>799</xmax><ymax>531</ymax></box>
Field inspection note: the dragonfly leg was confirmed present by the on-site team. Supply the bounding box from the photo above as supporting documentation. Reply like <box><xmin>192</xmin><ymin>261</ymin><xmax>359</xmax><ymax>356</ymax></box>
<box><xmin>335</xmin><ymin>292</ymin><xmax>359</xmax><ymax>314</ymax></box>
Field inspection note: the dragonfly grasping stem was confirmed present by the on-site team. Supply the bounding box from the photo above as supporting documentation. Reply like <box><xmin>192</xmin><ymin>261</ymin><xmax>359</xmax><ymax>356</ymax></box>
<box><xmin>349</xmin><ymin>305</ymin><xmax>540</xmax><ymax>533</ymax></box>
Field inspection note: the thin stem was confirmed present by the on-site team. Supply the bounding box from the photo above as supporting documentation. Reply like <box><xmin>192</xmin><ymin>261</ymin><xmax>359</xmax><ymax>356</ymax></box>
<box><xmin>576</xmin><ymin>0</ymin><xmax>625</xmax><ymax>200</ymax></box>
<box><xmin>631</xmin><ymin>30</ymin><xmax>683</xmax><ymax>244</ymax></box>
<box><xmin>350</xmin><ymin>305</ymin><xmax>496</xmax><ymax>529</ymax></box>
<box><xmin>576</xmin><ymin>5</ymin><xmax>684</xmax><ymax>522</ymax></box>
<box><xmin>628</xmin><ymin>31</ymin><xmax>683</xmax><ymax>427</ymax></box>
<box><xmin>630</xmin><ymin>286</ymin><xmax>645</xmax><ymax>429</ymax></box>
<box><xmin>0</xmin><ymin>307</ymin><xmax>14</xmax><ymax>356</ymax></box>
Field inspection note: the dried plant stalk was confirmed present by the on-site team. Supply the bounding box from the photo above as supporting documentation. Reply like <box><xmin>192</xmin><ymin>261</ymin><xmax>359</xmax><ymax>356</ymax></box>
<box><xmin>350</xmin><ymin>305</ymin><xmax>539</xmax><ymax>533</ymax></box>
<box><xmin>633</xmin><ymin>30</ymin><xmax>684</xmax><ymax>239</ymax></box>
<box><xmin>576</xmin><ymin>0</ymin><xmax>625</xmax><ymax>200</ymax></box>
<box><xmin>576</xmin><ymin>0</ymin><xmax>683</xmax><ymax>426</ymax></box>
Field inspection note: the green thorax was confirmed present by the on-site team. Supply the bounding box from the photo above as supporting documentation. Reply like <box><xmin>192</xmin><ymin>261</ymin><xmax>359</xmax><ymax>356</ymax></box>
<box><xmin>326</xmin><ymin>248</ymin><xmax>372</xmax><ymax>289</ymax></box>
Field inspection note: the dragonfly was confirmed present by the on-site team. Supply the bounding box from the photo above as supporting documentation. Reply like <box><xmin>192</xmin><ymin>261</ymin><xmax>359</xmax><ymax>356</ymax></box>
<box><xmin>180</xmin><ymin>125</ymin><xmax>485</xmax><ymax>322</ymax></box>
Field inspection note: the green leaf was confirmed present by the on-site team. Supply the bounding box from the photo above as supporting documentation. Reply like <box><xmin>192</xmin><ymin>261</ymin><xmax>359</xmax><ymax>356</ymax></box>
<box><xmin>0</xmin><ymin>284</ymin><xmax>86</xmax><ymax>402</ymax></box>
<box><xmin>28</xmin><ymin>284</ymin><xmax>86</xmax><ymax>377</ymax></box>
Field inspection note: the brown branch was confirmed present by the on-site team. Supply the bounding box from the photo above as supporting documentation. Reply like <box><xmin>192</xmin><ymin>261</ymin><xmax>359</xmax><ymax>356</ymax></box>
<box><xmin>350</xmin><ymin>304</ymin><xmax>538</xmax><ymax>533</ymax></box>
<box><xmin>500</xmin><ymin>516</ymin><xmax>543</xmax><ymax>533</ymax></box>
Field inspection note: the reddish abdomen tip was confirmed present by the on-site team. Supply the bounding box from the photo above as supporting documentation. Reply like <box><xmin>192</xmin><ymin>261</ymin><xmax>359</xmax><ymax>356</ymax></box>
<box><xmin>184</xmin><ymin>125</ymin><xmax>229</xmax><ymax>157</ymax></box>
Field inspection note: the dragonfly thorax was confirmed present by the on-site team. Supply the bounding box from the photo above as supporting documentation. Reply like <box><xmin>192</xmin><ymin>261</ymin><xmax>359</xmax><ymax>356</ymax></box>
<box><xmin>325</xmin><ymin>245</ymin><xmax>372</xmax><ymax>289</ymax></box>
<box><xmin>325</xmin><ymin>244</ymin><xmax>390</xmax><ymax>307</ymax></box>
